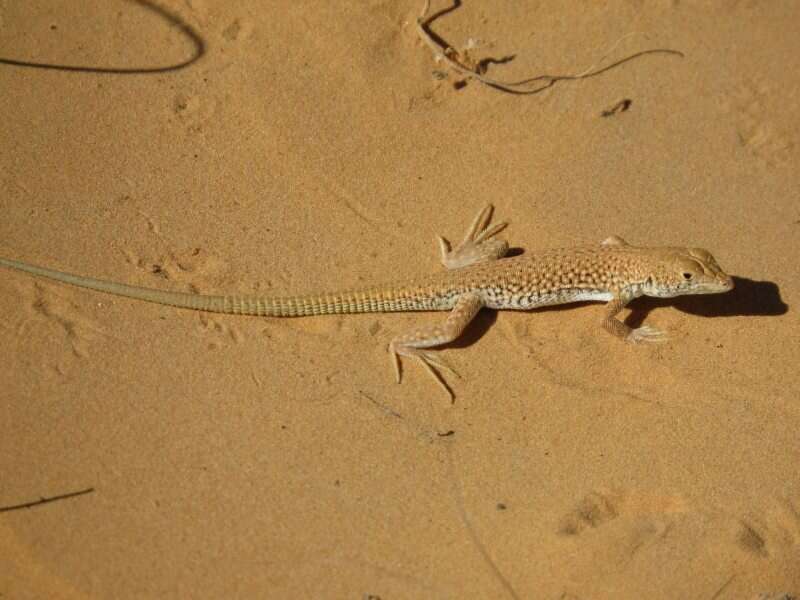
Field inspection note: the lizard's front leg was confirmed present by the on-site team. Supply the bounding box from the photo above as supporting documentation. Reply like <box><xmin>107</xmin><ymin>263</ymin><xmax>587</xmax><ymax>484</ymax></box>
<box><xmin>602</xmin><ymin>293</ymin><xmax>667</xmax><ymax>343</ymax></box>
<box><xmin>437</xmin><ymin>204</ymin><xmax>509</xmax><ymax>269</ymax></box>
<box><xmin>389</xmin><ymin>293</ymin><xmax>484</xmax><ymax>400</ymax></box>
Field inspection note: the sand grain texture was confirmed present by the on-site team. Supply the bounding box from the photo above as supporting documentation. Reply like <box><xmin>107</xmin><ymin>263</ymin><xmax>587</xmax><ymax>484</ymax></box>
<box><xmin>1</xmin><ymin>1</ymin><xmax>798</xmax><ymax>598</ymax></box>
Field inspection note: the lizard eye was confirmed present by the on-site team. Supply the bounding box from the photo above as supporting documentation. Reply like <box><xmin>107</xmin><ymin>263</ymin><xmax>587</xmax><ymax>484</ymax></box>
<box><xmin>682</xmin><ymin>272</ymin><xmax>693</xmax><ymax>280</ymax></box>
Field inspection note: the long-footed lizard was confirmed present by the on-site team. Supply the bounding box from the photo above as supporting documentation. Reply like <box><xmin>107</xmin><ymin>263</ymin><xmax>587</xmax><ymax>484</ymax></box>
<box><xmin>0</xmin><ymin>206</ymin><xmax>733</xmax><ymax>398</ymax></box>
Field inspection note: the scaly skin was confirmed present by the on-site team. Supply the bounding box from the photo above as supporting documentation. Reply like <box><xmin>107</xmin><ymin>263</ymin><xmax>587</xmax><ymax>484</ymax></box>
<box><xmin>0</xmin><ymin>206</ymin><xmax>733</xmax><ymax>398</ymax></box>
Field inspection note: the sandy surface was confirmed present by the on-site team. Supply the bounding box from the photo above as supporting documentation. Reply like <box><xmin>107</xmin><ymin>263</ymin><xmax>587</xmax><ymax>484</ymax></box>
<box><xmin>1</xmin><ymin>1</ymin><xmax>798</xmax><ymax>598</ymax></box>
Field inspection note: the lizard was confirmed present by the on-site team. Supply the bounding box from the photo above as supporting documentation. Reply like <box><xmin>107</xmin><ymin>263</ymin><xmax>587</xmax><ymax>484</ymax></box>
<box><xmin>0</xmin><ymin>205</ymin><xmax>733</xmax><ymax>398</ymax></box>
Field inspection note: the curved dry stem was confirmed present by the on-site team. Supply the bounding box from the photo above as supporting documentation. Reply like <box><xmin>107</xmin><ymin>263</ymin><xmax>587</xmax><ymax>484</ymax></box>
<box><xmin>416</xmin><ymin>0</ymin><xmax>684</xmax><ymax>95</ymax></box>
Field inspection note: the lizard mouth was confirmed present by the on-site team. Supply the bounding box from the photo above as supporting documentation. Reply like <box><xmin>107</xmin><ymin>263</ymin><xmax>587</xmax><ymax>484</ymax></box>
<box><xmin>713</xmin><ymin>273</ymin><xmax>734</xmax><ymax>292</ymax></box>
<box><xmin>699</xmin><ymin>275</ymin><xmax>734</xmax><ymax>294</ymax></box>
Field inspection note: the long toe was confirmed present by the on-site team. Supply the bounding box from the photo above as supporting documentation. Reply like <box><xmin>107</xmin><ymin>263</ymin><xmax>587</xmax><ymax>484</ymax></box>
<box><xmin>628</xmin><ymin>325</ymin><xmax>668</xmax><ymax>344</ymax></box>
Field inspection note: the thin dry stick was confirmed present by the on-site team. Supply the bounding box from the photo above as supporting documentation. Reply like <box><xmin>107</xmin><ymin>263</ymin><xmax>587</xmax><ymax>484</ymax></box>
<box><xmin>416</xmin><ymin>0</ymin><xmax>684</xmax><ymax>95</ymax></box>
<box><xmin>0</xmin><ymin>487</ymin><xmax>95</xmax><ymax>513</ymax></box>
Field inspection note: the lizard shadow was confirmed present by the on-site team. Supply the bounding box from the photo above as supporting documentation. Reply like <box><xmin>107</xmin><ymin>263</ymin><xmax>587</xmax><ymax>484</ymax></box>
<box><xmin>626</xmin><ymin>276</ymin><xmax>786</xmax><ymax>328</ymax></box>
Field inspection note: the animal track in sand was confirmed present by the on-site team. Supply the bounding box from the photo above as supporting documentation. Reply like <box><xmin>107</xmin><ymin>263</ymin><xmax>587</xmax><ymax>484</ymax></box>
<box><xmin>3</xmin><ymin>278</ymin><xmax>111</xmax><ymax>373</ymax></box>
<box><xmin>124</xmin><ymin>246</ymin><xmax>245</xmax><ymax>345</ymax></box>
<box><xmin>721</xmin><ymin>76</ymin><xmax>794</xmax><ymax>168</ymax></box>
<box><xmin>221</xmin><ymin>18</ymin><xmax>253</xmax><ymax>43</ymax></box>
<box><xmin>558</xmin><ymin>491</ymin><xmax>620</xmax><ymax>536</ymax></box>
<box><xmin>736</xmin><ymin>499</ymin><xmax>800</xmax><ymax>559</ymax></box>
<box><xmin>554</xmin><ymin>489</ymin><xmax>685</xmax><ymax>577</ymax></box>
<box><xmin>28</xmin><ymin>284</ymin><xmax>101</xmax><ymax>359</ymax></box>
<box><xmin>125</xmin><ymin>246</ymin><xmax>228</xmax><ymax>287</ymax></box>
<box><xmin>198</xmin><ymin>313</ymin><xmax>244</xmax><ymax>350</ymax></box>
<box><xmin>558</xmin><ymin>489</ymin><xmax>688</xmax><ymax>536</ymax></box>
<box><xmin>172</xmin><ymin>91</ymin><xmax>218</xmax><ymax>134</ymax></box>
<box><xmin>737</xmin><ymin>520</ymin><xmax>769</xmax><ymax>557</ymax></box>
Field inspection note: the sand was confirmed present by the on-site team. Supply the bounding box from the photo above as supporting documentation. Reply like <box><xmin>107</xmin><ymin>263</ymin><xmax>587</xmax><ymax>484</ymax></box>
<box><xmin>1</xmin><ymin>1</ymin><xmax>798</xmax><ymax>598</ymax></box>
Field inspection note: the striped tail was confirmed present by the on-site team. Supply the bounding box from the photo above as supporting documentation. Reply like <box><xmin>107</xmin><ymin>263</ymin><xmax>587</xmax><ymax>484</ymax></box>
<box><xmin>0</xmin><ymin>257</ymin><xmax>433</xmax><ymax>317</ymax></box>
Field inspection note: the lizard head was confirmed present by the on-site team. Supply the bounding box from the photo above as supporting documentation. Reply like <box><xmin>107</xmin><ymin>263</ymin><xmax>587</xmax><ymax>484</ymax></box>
<box><xmin>642</xmin><ymin>247</ymin><xmax>734</xmax><ymax>298</ymax></box>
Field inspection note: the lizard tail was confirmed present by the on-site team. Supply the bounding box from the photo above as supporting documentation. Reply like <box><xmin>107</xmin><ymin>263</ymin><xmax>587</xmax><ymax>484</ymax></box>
<box><xmin>0</xmin><ymin>257</ymin><xmax>425</xmax><ymax>317</ymax></box>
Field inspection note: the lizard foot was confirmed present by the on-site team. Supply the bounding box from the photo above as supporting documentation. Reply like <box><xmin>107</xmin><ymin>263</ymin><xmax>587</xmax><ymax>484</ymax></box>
<box><xmin>390</xmin><ymin>343</ymin><xmax>459</xmax><ymax>401</ymax></box>
<box><xmin>438</xmin><ymin>204</ymin><xmax>509</xmax><ymax>269</ymax></box>
<box><xmin>626</xmin><ymin>325</ymin><xmax>668</xmax><ymax>344</ymax></box>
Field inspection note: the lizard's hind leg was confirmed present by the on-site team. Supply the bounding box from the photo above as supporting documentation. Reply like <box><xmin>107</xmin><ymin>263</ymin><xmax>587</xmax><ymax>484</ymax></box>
<box><xmin>438</xmin><ymin>204</ymin><xmax>509</xmax><ymax>269</ymax></box>
<box><xmin>389</xmin><ymin>293</ymin><xmax>484</xmax><ymax>400</ymax></box>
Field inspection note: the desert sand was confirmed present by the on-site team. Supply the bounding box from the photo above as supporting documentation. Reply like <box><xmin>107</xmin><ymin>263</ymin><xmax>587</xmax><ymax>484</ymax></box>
<box><xmin>1</xmin><ymin>1</ymin><xmax>798</xmax><ymax>598</ymax></box>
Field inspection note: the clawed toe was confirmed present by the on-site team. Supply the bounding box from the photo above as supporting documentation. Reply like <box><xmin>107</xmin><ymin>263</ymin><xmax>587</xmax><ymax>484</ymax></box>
<box><xmin>439</xmin><ymin>204</ymin><xmax>510</xmax><ymax>269</ymax></box>
<box><xmin>627</xmin><ymin>325</ymin><xmax>668</xmax><ymax>344</ymax></box>
<box><xmin>414</xmin><ymin>354</ymin><xmax>456</xmax><ymax>401</ymax></box>
<box><xmin>416</xmin><ymin>351</ymin><xmax>459</xmax><ymax>379</ymax></box>
<box><xmin>388</xmin><ymin>345</ymin><xmax>458</xmax><ymax>401</ymax></box>
<box><xmin>389</xmin><ymin>344</ymin><xmax>403</xmax><ymax>383</ymax></box>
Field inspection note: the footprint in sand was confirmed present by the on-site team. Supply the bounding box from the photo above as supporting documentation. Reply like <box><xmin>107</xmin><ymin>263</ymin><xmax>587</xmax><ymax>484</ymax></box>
<box><xmin>3</xmin><ymin>277</ymin><xmax>112</xmax><ymax>375</ymax></box>
<box><xmin>125</xmin><ymin>246</ymin><xmax>228</xmax><ymax>287</ymax></box>
<box><xmin>558</xmin><ymin>491</ymin><xmax>620</xmax><ymax>536</ymax></box>
<box><xmin>557</xmin><ymin>488</ymin><xmax>688</xmax><ymax>563</ymax></box>
<box><xmin>30</xmin><ymin>286</ymin><xmax>96</xmax><ymax>359</ymax></box>
<box><xmin>172</xmin><ymin>91</ymin><xmax>218</xmax><ymax>134</ymax></box>
<box><xmin>721</xmin><ymin>76</ymin><xmax>795</xmax><ymax>169</ymax></box>
<box><xmin>221</xmin><ymin>18</ymin><xmax>253</xmax><ymax>43</ymax></box>
<box><xmin>198</xmin><ymin>313</ymin><xmax>245</xmax><ymax>350</ymax></box>
<box><xmin>738</xmin><ymin>519</ymin><xmax>770</xmax><ymax>557</ymax></box>
<box><xmin>125</xmin><ymin>246</ymin><xmax>244</xmax><ymax>346</ymax></box>
<box><xmin>736</xmin><ymin>499</ymin><xmax>800</xmax><ymax>559</ymax></box>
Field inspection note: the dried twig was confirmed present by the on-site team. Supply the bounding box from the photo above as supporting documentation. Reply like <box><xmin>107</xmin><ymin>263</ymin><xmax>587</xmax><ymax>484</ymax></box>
<box><xmin>416</xmin><ymin>0</ymin><xmax>684</xmax><ymax>94</ymax></box>
<box><xmin>0</xmin><ymin>487</ymin><xmax>95</xmax><ymax>513</ymax></box>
